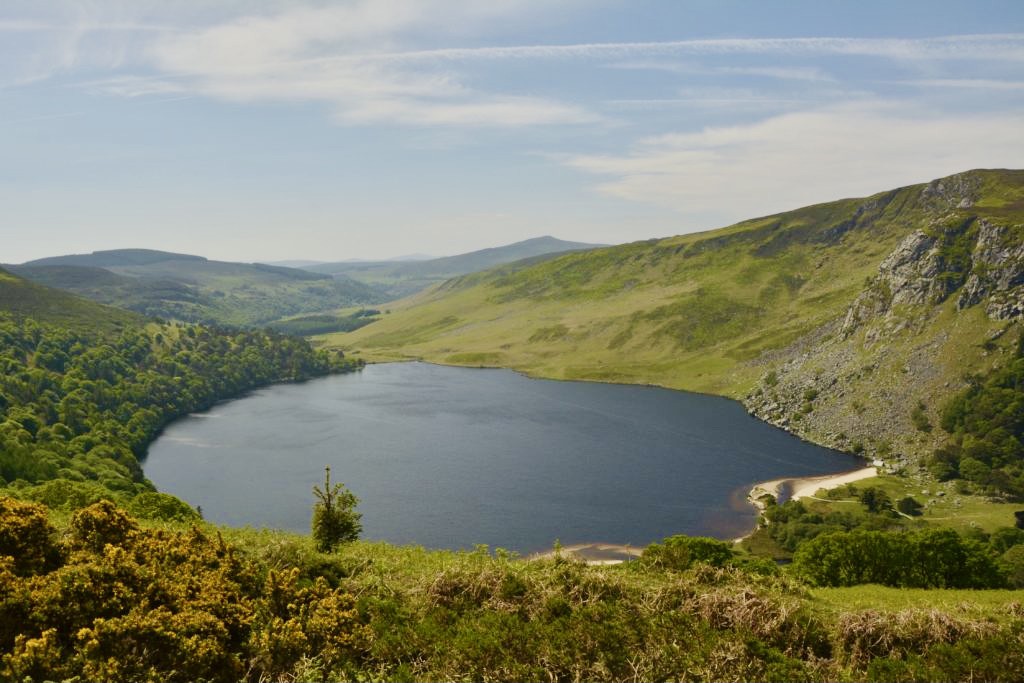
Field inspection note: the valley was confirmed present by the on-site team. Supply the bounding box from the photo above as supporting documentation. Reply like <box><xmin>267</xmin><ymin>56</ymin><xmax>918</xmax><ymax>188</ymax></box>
<box><xmin>3</xmin><ymin>172</ymin><xmax>1024</xmax><ymax>683</ymax></box>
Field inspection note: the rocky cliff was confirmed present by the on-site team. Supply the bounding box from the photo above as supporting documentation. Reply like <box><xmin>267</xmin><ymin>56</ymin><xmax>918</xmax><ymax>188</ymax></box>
<box><xmin>745</xmin><ymin>171</ymin><xmax>1024</xmax><ymax>468</ymax></box>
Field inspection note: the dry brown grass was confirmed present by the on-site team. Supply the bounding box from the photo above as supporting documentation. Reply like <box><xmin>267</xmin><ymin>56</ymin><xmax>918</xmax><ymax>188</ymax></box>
<box><xmin>835</xmin><ymin>608</ymin><xmax>997</xmax><ymax>667</ymax></box>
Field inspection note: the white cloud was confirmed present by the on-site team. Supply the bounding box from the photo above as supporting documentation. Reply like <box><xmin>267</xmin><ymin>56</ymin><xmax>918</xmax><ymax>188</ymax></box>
<box><xmin>563</xmin><ymin>103</ymin><xmax>1024</xmax><ymax>226</ymax></box>
<box><xmin>140</xmin><ymin>0</ymin><xmax>597</xmax><ymax>127</ymax></box>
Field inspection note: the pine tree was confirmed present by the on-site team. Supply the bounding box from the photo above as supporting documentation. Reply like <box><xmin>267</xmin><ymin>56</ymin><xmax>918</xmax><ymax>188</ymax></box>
<box><xmin>311</xmin><ymin>466</ymin><xmax>362</xmax><ymax>552</ymax></box>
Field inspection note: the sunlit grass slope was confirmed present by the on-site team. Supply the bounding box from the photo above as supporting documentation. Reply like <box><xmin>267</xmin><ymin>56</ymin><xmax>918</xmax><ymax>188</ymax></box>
<box><xmin>328</xmin><ymin>171</ymin><xmax>1021</xmax><ymax>393</ymax></box>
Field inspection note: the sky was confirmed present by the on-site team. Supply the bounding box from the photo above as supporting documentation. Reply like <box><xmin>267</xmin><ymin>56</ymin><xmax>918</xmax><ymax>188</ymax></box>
<box><xmin>3</xmin><ymin>0</ymin><xmax>1024</xmax><ymax>264</ymax></box>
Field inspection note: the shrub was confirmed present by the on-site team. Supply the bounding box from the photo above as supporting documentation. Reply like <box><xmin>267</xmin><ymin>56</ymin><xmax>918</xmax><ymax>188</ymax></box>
<box><xmin>910</xmin><ymin>401</ymin><xmax>932</xmax><ymax>432</ymax></box>
<box><xmin>642</xmin><ymin>535</ymin><xmax>734</xmax><ymax>570</ymax></box>
<box><xmin>793</xmin><ymin>528</ymin><xmax>1004</xmax><ymax>588</ymax></box>
<box><xmin>1000</xmin><ymin>545</ymin><xmax>1024</xmax><ymax>588</ymax></box>
<box><xmin>0</xmin><ymin>497</ymin><xmax>57</xmax><ymax>575</ymax></box>
<box><xmin>127</xmin><ymin>491</ymin><xmax>200</xmax><ymax>523</ymax></box>
<box><xmin>896</xmin><ymin>496</ymin><xmax>923</xmax><ymax>516</ymax></box>
<box><xmin>67</xmin><ymin>500</ymin><xmax>138</xmax><ymax>553</ymax></box>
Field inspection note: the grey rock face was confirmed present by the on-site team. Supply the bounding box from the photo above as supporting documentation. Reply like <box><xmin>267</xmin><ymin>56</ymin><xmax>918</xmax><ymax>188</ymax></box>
<box><xmin>956</xmin><ymin>220</ymin><xmax>1024</xmax><ymax>317</ymax></box>
<box><xmin>840</xmin><ymin>229</ymin><xmax>952</xmax><ymax>336</ymax></box>
<box><xmin>920</xmin><ymin>173</ymin><xmax>980</xmax><ymax>211</ymax></box>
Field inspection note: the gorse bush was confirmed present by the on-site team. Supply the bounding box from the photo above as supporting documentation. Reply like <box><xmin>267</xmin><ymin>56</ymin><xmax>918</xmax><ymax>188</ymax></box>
<box><xmin>0</xmin><ymin>498</ymin><xmax>367</xmax><ymax>683</ymax></box>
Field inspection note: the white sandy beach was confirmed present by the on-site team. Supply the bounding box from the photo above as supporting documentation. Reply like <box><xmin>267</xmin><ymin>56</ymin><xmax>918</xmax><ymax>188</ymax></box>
<box><xmin>788</xmin><ymin>467</ymin><xmax>878</xmax><ymax>501</ymax></box>
<box><xmin>748</xmin><ymin>467</ymin><xmax>877</xmax><ymax>509</ymax></box>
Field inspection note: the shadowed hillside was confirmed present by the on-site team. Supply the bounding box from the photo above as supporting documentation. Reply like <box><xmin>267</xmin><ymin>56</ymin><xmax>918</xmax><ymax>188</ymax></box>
<box><xmin>0</xmin><ymin>266</ymin><xmax>141</xmax><ymax>332</ymax></box>
<box><xmin>9</xmin><ymin>249</ymin><xmax>385</xmax><ymax>328</ymax></box>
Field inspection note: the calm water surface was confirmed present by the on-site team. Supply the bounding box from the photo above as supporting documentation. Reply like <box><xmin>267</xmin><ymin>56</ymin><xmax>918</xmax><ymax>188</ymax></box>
<box><xmin>144</xmin><ymin>362</ymin><xmax>861</xmax><ymax>553</ymax></box>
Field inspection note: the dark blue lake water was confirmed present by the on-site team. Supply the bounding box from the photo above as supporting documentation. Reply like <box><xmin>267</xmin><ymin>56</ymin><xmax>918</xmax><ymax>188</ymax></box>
<box><xmin>144</xmin><ymin>362</ymin><xmax>862</xmax><ymax>553</ymax></box>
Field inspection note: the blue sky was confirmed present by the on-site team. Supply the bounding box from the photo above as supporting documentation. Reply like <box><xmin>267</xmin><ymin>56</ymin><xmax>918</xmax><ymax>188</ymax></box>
<box><xmin>3</xmin><ymin>0</ymin><xmax>1023</xmax><ymax>263</ymax></box>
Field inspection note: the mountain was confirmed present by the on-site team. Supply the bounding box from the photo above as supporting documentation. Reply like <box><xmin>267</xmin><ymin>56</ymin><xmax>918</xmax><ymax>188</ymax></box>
<box><xmin>0</xmin><ymin>266</ymin><xmax>141</xmax><ymax>332</ymax></box>
<box><xmin>262</xmin><ymin>259</ymin><xmax>329</xmax><ymax>268</ymax></box>
<box><xmin>9</xmin><ymin>249</ymin><xmax>386</xmax><ymax>328</ymax></box>
<box><xmin>329</xmin><ymin>169</ymin><xmax>1024</xmax><ymax>466</ymax></box>
<box><xmin>306</xmin><ymin>236</ymin><xmax>606</xmax><ymax>299</ymax></box>
<box><xmin>25</xmin><ymin>248</ymin><xmax>206</xmax><ymax>268</ymax></box>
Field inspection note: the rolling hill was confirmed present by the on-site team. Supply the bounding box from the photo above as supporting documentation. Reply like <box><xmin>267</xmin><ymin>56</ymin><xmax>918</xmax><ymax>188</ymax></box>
<box><xmin>305</xmin><ymin>236</ymin><xmax>606</xmax><ymax>299</ymax></box>
<box><xmin>327</xmin><ymin>169</ymin><xmax>1024</xmax><ymax>466</ymax></box>
<box><xmin>0</xmin><ymin>266</ymin><xmax>142</xmax><ymax>332</ymax></box>
<box><xmin>8</xmin><ymin>249</ymin><xmax>386</xmax><ymax>328</ymax></box>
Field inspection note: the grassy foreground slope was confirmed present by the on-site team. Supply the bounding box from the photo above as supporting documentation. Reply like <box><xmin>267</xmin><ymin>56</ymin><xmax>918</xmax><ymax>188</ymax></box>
<box><xmin>329</xmin><ymin>169</ymin><xmax>1024</xmax><ymax>463</ymax></box>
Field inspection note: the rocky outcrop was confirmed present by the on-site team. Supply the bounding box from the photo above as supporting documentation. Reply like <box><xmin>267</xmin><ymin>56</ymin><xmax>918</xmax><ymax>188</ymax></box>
<box><xmin>747</xmin><ymin>177</ymin><xmax>1024</xmax><ymax>466</ymax></box>
<box><xmin>841</xmin><ymin>211</ymin><xmax>1024</xmax><ymax>340</ymax></box>
<box><xmin>840</xmin><ymin>226</ymin><xmax>961</xmax><ymax>338</ymax></box>
<box><xmin>955</xmin><ymin>220</ymin><xmax>1024</xmax><ymax>320</ymax></box>
<box><xmin>919</xmin><ymin>172</ymin><xmax>981</xmax><ymax>211</ymax></box>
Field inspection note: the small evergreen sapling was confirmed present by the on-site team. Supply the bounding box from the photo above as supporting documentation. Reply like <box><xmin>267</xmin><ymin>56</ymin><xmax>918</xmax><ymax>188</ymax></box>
<box><xmin>312</xmin><ymin>466</ymin><xmax>362</xmax><ymax>552</ymax></box>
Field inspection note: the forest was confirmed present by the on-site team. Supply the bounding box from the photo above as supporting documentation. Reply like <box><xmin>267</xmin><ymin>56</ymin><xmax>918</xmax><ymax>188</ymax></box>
<box><xmin>930</xmin><ymin>334</ymin><xmax>1024</xmax><ymax>498</ymax></box>
<box><xmin>0</xmin><ymin>313</ymin><xmax>360</xmax><ymax>513</ymax></box>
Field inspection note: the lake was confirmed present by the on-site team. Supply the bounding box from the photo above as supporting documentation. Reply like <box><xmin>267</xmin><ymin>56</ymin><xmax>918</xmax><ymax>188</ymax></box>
<box><xmin>143</xmin><ymin>362</ymin><xmax>862</xmax><ymax>553</ymax></box>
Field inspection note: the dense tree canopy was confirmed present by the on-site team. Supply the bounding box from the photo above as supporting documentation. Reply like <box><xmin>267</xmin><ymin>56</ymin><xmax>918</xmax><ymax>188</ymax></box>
<box><xmin>792</xmin><ymin>528</ymin><xmax>1005</xmax><ymax>588</ymax></box>
<box><xmin>0</xmin><ymin>314</ymin><xmax>360</xmax><ymax>512</ymax></box>
<box><xmin>931</xmin><ymin>335</ymin><xmax>1024</xmax><ymax>498</ymax></box>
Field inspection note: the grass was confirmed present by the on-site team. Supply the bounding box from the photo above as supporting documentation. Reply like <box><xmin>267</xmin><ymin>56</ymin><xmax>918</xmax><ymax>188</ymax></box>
<box><xmin>810</xmin><ymin>584</ymin><xmax>1024</xmax><ymax>621</ymax></box>
<box><xmin>805</xmin><ymin>474</ymin><xmax>1023</xmax><ymax>534</ymax></box>
<box><xmin>0</xmin><ymin>266</ymin><xmax>142</xmax><ymax>333</ymax></box>
<box><xmin>160</xmin><ymin>515</ymin><xmax>1024</xmax><ymax>630</ymax></box>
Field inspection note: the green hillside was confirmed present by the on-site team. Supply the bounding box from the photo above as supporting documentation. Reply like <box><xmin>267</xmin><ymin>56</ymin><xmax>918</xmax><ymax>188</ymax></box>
<box><xmin>329</xmin><ymin>169</ymin><xmax>1024</xmax><ymax>465</ymax></box>
<box><xmin>10</xmin><ymin>249</ymin><xmax>385</xmax><ymax>328</ymax></box>
<box><xmin>307</xmin><ymin>236</ymin><xmax>606</xmax><ymax>299</ymax></box>
<box><xmin>0</xmin><ymin>266</ymin><xmax>141</xmax><ymax>332</ymax></box>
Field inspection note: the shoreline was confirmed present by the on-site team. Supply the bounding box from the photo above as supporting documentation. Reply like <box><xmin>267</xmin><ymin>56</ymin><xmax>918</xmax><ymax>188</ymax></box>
<box><xmin>527</xmin><ymin>543</ymin><xmax>644</xmax><ymax>566</ymax></box>
<box><xmin>738</xmin><ymin>466</ymin><xmax>878</xmax><ymax>541</ymax></box>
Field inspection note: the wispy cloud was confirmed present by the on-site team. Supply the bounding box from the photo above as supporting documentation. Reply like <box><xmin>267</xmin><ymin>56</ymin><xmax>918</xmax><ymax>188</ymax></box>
<box><xmin>901</xmin><ymin>78</ymin><xmax>1024</xmax><ymax>90</ymax></box>
<box><xmin>563</xmin><ymin>102</ymin><xmax>1024</xmax><ymax>225</ymax></box>
<box><xmin>79</xmin><ymin>75</ymin><xmax>189</xmax><ymax>98</ymax></box>
<box><xmin>138</xmin><ymin>0</ymin><xmax>598</xmax><ymax>127</ymax></box>
<box><xmin>139</xmin><ymin>27</ymin><xmax>1024</xmax><ymax>127</ymax></box>
<box><xmin>606</xmin><ymin>61</ymin><xmax>836</xmax><ymax>82</ymax></box>
<box><xmin>6</xmin><ymin>1</ymin><xmax>1024</xmax><ymax>136</ymax></box>
<box><xmin>336</xmin><ymin>34</ymin><xmax>1024</xmax><ymax>64</ymax></box>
